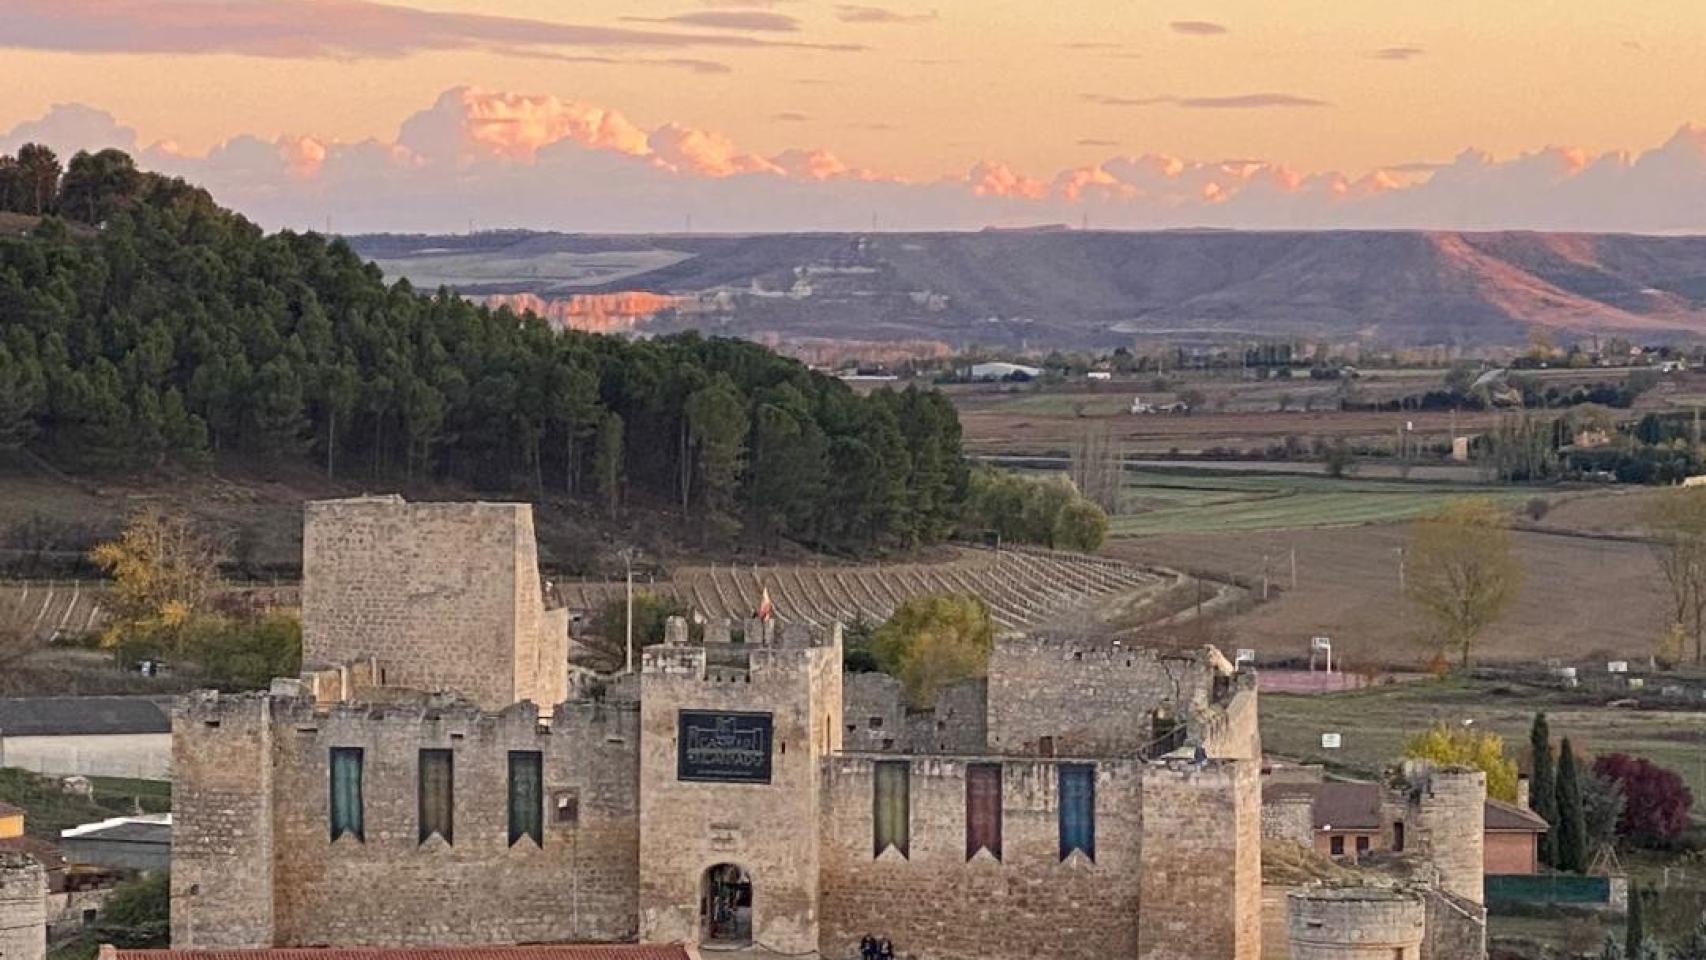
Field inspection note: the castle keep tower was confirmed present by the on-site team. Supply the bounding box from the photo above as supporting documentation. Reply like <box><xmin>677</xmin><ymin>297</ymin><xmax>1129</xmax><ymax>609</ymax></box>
<box><xmin>637</xmin><ymin>622</ymin><xmax>843</xmax><ymax>954</ymax></box>
<box><xmin>300</xmin><ymin>497</ymin><xmax>568</xmax><ymax>711</ymax></box>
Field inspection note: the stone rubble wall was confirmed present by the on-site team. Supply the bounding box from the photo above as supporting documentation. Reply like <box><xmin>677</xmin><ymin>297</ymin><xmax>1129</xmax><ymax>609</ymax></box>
<box><xmin>986</xmin><ymin>638</ymin><xmax>1221</xmax><ymax>757</ymax></box>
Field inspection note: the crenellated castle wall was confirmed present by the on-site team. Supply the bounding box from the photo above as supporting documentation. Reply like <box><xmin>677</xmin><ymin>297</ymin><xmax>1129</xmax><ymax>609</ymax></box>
<box><xmin>172</xmin><ymin>692</ymin><xmax>640</xmax><ymax>948</ymax></box>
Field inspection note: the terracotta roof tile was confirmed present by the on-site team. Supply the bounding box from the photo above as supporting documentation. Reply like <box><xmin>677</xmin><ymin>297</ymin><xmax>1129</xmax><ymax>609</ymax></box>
<box><xmin>1485</xmin><ymin>798</ymin><xmax>1549</xmax><ymax>832</ymax></box>
<box><xmin>113</xmin><ymin>946</ymin><xmax>692</xmax><ymax>960</ymax></box>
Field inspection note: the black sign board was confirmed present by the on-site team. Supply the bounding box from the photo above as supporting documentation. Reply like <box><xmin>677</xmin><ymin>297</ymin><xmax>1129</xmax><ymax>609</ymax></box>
<box><xmin>677</xmin><ymin>710</ymin><xmax>773</xmax><ymax>784</ymax></box>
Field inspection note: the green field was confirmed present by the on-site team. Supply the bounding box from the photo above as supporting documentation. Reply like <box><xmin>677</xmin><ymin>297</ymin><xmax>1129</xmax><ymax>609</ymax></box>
<box><xmin>1112</xmin><ymin>471</ymin><xmax>1529</xmax><ymax>536</ymax></box>
<box><xmin>1261</xmin><ymin>678</ymin><xmax>1706</xmax><ymax>804</ymax></box>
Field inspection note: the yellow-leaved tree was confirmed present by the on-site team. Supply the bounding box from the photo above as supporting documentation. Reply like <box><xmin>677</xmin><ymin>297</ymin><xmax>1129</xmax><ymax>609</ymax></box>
<box><xmin>1404</xmin><ymin>498</ymin><xmax>1522</xmax><ymax>669</ymax></box>
<box><xmin>90</xmin><ymin>508</ymin><xmax>223</xmax><ymax>650</ymax></box>
<box><xmin>1401</xmin><ymin>722</ymin><xmax>1519</xmax><ymax>803</ymax></box>
<box><xmin>871</xmin><ymin>593</ymin><xmax>995</xmax><ymax>708</ymax></box>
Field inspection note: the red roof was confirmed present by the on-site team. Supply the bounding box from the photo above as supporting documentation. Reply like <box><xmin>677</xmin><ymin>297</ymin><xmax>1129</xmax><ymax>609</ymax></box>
<box><xmin>112</xmin><ymin>946</ymin><xmax>692</xmax><ymax>960</ymax></box>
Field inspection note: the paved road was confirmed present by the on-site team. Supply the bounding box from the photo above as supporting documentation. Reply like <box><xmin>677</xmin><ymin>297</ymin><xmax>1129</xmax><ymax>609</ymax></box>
<box><xmin>975</xmin><ymin>455</ymin><xmax>1487</xmax><ymax>484</ymax></box>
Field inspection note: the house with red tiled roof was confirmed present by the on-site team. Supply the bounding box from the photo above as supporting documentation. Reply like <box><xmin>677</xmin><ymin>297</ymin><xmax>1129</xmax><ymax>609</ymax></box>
<box><xmin>1262</xmin><ymin>779</ymin><xmax>1549</xmax><ymax>874</ymax></box>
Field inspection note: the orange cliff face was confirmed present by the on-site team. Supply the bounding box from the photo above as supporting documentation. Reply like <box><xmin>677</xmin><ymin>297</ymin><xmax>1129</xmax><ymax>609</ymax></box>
<box><xmin>485</xmin><ymin>291</ymin><xmax>687</xmax><ymax>333</ymax></box>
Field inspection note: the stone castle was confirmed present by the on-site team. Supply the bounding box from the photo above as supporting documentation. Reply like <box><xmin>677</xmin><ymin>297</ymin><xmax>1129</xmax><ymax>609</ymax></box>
<box><xmin>166</xmin><ymin>496</ymin><xmax>1482</xmax><ymax>960</ymax></box>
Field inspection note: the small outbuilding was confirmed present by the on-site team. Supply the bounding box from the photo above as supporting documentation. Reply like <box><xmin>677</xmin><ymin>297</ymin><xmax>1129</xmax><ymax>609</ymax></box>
<box><xmin>58</xmin><ymin>815</ymin><xmax>171</xmax><ymax>874</ymax></box>
<box><xmin>0</xmin><ymin>698</ymin><xmax>171</xmax><ymax>779</ymax></box>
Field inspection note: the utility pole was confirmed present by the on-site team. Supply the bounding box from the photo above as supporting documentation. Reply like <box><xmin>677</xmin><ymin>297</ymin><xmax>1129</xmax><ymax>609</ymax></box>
<box><xmin>1396</xmin><ymin>546</ymin><xmax>1406</xmax><ymax>591</ymax></box>
<box><xmin>622</xmin><ymin>548</ymin><xmax>637</xmax><ymax>673</ymax></box>
<box><xmin>1290</xmin><ymin>547</ymin><xmax>1298</xmax><ymax>589</ymax></box>
<box><xmin>1261</xmin><ymin>553</ymin><xmax>1270</xmax><ymax>601</ymax></box>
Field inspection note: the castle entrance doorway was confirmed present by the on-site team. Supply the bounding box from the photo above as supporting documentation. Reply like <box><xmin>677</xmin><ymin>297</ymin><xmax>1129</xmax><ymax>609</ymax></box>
<box><xmin>700</xmin><ymin>863</ymin><xmax>753</xmax><ymax>946</ymax></box>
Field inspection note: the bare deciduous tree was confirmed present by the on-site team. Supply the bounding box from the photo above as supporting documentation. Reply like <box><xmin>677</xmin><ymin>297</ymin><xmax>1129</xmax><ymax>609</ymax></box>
<box><xmin>1644</xmin><ymin>488</ymin><xmax>1706</xmax><ymax>662</ymax></box>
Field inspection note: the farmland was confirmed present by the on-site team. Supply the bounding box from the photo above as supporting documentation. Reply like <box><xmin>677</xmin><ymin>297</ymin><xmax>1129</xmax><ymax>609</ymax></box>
<box><xmin>1260</xmin><ymin>677</ymin><xmax>1706</xmax><ymax>814</ymax></box>
<box><xmin>1109</xmin><ymin>471</ymin><xmax>1530</xmax><ymax>536</ymax></box>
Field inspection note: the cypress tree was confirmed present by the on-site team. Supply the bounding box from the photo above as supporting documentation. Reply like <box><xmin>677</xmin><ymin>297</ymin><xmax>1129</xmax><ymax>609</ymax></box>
<box><xmin>1556</xmin><ymin>737</ymin><xmax>1588</xmax><ymax>873</ymax></box>
<box><xmin>1530</xmin><ymin>712</ymin><xmax>1559</xmax><ymax>867</ymax></box>
<box><xmin>1626</xmin><ymin>882</ymin><xmax>1647</xmax><ymax>959</ymax></box>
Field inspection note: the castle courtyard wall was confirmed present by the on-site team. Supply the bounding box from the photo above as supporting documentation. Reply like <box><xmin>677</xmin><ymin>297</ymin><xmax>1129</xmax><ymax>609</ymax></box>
<box><xmin>818</xmin><ymin>755</ymin><xmax>1147</xmax><ymax>960</ymax></box>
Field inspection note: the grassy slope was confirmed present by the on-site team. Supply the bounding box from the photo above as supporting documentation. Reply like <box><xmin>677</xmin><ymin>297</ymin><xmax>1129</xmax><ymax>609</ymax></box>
<box><xmin>0</xmin><ymin>768</ymin><xmax>170</xmax><ymax>839</ymax></box>
<box><xmin>1261</xmin><ymin>677</ymin><xmax>1706</xmax><ymax>803</ymax></box>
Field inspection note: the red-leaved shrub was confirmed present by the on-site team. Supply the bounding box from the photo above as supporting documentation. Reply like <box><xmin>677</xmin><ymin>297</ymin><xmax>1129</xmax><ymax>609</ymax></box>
<box><xmin>1591</xmin><ymin>753</ymin><xmax>1694</xmax><ymax>846</ymax></box>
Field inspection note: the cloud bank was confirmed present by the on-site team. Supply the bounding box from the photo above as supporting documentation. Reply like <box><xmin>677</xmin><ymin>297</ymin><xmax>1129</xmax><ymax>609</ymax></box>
<box><xmin>11</xmin><ymin>86</ymin><xmax>1706</xmax><ymax>234</ymax></box>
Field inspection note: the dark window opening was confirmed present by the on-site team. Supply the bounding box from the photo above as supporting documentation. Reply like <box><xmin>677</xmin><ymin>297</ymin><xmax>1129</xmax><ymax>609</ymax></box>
<box><xmin>869</xmin><ymin>716</ymin><xmax>884</xmax><ymax>729</ymax></box>
<box><xmin>1038</xmin><ymin>735</ymin><xmax>1056</xmax><ymax>758</ymax></box>
<box><xmin>1356</xmin><ymin>835</ymin><xmax>1370</xmax><ymax>854</ymax></box>
<box><xmin>1392</xmin><ymin>821</ymin><xmax>1405</xmax><ymax>852</ymax></box>
<box><xmin>553</xmin><ymin>789</ymin><xmax>579</xmax><ymax>825</ymax></box>
<box><xmin>418</xmin><ymin>748</ymin><xmax>454</xmax><ymax>845</ymax></box>
<box><xmin>1330</xmin><ymin>834</ymin><xmax>1345</xmax><ymax>857</ymax></box>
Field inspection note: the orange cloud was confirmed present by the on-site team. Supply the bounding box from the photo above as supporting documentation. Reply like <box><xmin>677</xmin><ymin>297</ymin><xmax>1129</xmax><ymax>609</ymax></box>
<box><xmin>966</xmin><ymin>161</ymin><xmax>1046</xmax><ymax>199</ymax></box>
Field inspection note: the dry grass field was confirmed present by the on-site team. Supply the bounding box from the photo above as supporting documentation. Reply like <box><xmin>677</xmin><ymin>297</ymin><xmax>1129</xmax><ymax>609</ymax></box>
<box><xmin>1111</xmin><ymin>521</ymin><xmax>1666</xmax><ymax>667</ymax></box>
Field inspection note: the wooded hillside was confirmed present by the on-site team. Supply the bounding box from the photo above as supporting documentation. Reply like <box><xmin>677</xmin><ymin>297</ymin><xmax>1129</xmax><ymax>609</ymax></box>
<box><xmin>0</xmin><ymin>146</ymin><xmax>967</xmax><ymax>553</ymax></box>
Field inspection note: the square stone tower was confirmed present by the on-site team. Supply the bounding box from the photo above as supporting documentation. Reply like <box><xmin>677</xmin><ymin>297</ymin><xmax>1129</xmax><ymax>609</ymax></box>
<box><xmin>636</xmin><ymin>623</ymin><xmax>843</xmax><ymax>954</ymax></box>
<box><xmin>300</xmin><ymin>496</ymin><xmax>568</xmax><ymax>710</ymax></box>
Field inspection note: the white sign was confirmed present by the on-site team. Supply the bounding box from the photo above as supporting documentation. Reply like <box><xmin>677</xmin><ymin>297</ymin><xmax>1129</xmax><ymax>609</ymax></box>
<box><xmin>1311</xmin><ymin>636</ymin><xmax>1332</xmax><ymax>652</ymax></box>
<box><xmin>1321</xmin><ymin>733</ymin><xmax>1342</xmax><ymax>750</ymax></box>
<box><xmin>1236</xmin><ymin>649</ymin><xmax>1256</xmax><ymax>664</ymax></box>
<box><xmin>1608</xmin><ymin>661</ymin><xmax>1629</xmax><ymax>674</ymax></box>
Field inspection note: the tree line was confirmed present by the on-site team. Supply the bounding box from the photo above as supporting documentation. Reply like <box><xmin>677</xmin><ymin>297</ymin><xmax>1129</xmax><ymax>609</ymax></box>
<box><xmin>0</xmin><ymin>146</ymin><xmax>969</xmax><ymax>554</ymax></box>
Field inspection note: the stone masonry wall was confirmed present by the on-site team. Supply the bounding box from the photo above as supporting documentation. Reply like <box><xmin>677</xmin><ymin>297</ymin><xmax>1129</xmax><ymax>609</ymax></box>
<box><xmin>1420</xmin><ymin>890</ymin><xmax>1486</xmax><ymax>960</ymax></box>
<box><xmin>173</xmin><ymin>692</ymin><xmax>641</xmax><ymax>949</ymax></box>
<box><xmin>1286</xmin><ymin>888</ymin><xmax>1425</xmax><ymax>960</ymax></box>
<box><xmin>171</xmin><ymin>693</ymin><xmax>276</xmax><ymax>949</ymax></box>
<box><xmin>1262</xmin><ymin>796</ymin><xmax>1315</xmax><ymax>847</ymax></box>
<box><xmin>987</xmin><ymin>638</ymin><xmax>1221</xmax><ymax>756</ymax></box>
<box><xmin>1137</xmin><ymin>760</ymin><xmax>1263</xmax><ymax>960</ymax></box>
<box><xmin>0</xmin><ymin>853</ymin><xmax>46</xmax><ymax>960</ymax></box>
<box><xmin>842</xmin><ymin>674</ymin><xmax>987</xmax><ymax>755</ymax></box>
<box><xmin>819</xmin><ymin>756</ymin><xmax>1146</xmax><ymax>960</ymax></box>
<box><xmin>269</xmin><ymin>697</ymin><xmax>639</xmax><ymax>946</ymax></box>
<box><xmin>638</xmin><ymin>642</ymin><xmax>841</xmax><ymax>956</ymax></box>
<box><xmin>302</xmin><ymin>497</ymin><xmax>545</xmax><ymax>710</ymax></box>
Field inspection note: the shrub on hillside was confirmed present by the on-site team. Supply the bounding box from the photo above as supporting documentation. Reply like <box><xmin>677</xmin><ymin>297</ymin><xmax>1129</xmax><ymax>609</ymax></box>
<box><xmin>1592</xmin><ymin>754</ymin><xmax>1694</xmax><ymax>846</ymax></box>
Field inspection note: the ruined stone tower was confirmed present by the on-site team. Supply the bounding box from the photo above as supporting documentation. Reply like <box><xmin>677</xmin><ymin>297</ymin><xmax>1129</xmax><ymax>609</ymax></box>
<box><xmin>636</xmin><ymin>622</ymin><xmax>843</xmax><ymax>954</ymax></box>
<box><xmin>0</xmin><ymin>852</ymin><xmax>46</xmax><ymax>960</ymax></box>
<box><xmin>1287</xmin><ymin>887</ymin><xmax>1425</xmax><ymax>960</ymax></box>
<box><xmin>1415</xmin><ymin>769</ymin><xmax>1486</xmax><ymax>905</ymax></box>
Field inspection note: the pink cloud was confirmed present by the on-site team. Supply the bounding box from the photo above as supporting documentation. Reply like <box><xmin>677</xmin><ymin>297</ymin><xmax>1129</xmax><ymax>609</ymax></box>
<box><xmin>18</xmin><ymin>88</ymin><xmax>1706</xmax><ymax>233</ymax></box>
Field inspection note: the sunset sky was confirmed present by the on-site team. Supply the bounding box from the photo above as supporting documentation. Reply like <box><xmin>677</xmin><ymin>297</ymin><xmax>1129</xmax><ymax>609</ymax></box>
<box><xmin>6</xmin><ymin>0</ymin><xmax>1706</xmax><ymax>232</ymax></box>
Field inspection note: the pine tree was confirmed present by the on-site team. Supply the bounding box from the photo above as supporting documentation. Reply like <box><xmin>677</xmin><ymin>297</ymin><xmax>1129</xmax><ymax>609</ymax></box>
<box><xmin>1556</xmin><ymin>737</ymin><xmax>1588</xmax><ymax>873</ymax></box>
<box><xmin>1626</xmin><ymin>881</ymin><xmax>1647</xmax><ymax>960</ymax></box>
<box><xmin>593</xmin><ymin>412</ymin><xmax>624</xmax><ymax>520</ymax></box>
<box><xmin>1530</xmin><ymin>712</ymin><xmax>1559</xmax><ymax>866</ymax></box>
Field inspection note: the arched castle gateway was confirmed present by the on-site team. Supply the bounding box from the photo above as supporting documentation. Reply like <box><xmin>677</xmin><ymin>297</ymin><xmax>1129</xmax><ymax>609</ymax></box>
<box><xmin>171</xmin><ymin>496</ymin><xmax>1266</xmax><ymax>960</ymax></box>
